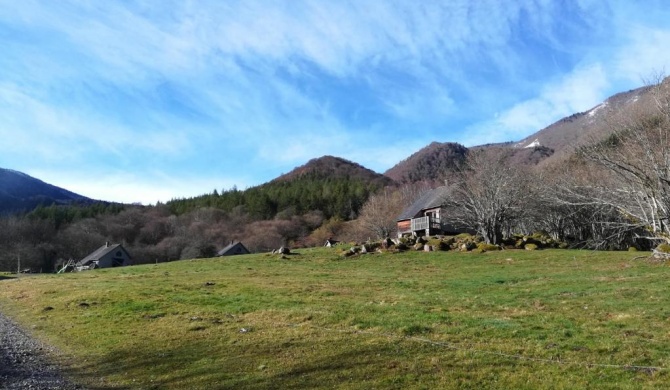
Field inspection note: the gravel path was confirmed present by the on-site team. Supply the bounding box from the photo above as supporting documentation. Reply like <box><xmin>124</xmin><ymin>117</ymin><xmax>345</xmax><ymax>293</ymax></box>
<box><xmin>0</xmin><ymin>311</ymin><xmax>83</xmax><ymax>390</ymax></box>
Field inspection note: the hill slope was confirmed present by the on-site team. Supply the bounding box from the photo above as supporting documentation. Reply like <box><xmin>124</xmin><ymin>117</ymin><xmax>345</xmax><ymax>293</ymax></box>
<box><xmin>0</xmin><ymin>168</ymin><xmax>92</xmax><ymax>215</ymax></box>
<box><xmin>168</xmin><ymin>156</ymin><xmax>393</xmax><ymax>220</ymax></box>
<box><xmin>274</xmin><ymin>155</ymin><xmax>392</xmax><ymax>186</ymax></box>
<box><xmin>384</xmin><ymin>142</ymin><xmax>468</xmax><ymax>184</ymax></box>
<box><xmin>513</xmin><ymin>84</ymin><xmax>653</xmax><ymax>162</ymax></box>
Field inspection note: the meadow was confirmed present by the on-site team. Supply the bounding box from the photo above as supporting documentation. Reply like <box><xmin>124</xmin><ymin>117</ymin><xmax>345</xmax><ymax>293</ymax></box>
<box><xmin>0</xmin><ymin>248</ymin><xmax>668</xmax><ymax>389</ymax></box>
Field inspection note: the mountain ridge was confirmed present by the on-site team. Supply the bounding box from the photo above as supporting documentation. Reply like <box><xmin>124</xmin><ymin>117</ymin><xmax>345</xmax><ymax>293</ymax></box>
<box><xmin>3</xmin><ymin>80</ymin><xmax>661</xmax><ymax>215</ymax></box>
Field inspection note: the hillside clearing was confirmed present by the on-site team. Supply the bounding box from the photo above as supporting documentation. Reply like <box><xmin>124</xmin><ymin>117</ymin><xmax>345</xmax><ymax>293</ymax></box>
<box><xmin>0</xmin><ymin>249</ymin><xmax>668</xmax><ymax>389</ymax></box>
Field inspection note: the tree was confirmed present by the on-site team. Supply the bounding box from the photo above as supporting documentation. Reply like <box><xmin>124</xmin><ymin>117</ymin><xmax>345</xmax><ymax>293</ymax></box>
<box><xmin>443</xmin><ymin>149</ymin><xmax>532</xmax><ymax>245</ymax></box>
<box><xmin>565</xmin><ymin>77</ymin><xmax>670</xmax><ymax>245</ymax></box>
<box><xmin>357</xmin><ymin>185</ymin><xmax>429</xmax><ymax>239</ymax></box>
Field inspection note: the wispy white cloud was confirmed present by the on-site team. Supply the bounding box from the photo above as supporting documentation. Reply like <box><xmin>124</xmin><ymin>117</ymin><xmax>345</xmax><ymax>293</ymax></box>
<box><xmin>461</xmin><ymin>64</ymin><xmax>610</xmax><ymax>145</ymax></box>
<box><xmin>0</xmin><ymin>0</ymin><xmax>668</xmax><ymax>203</ymax></box>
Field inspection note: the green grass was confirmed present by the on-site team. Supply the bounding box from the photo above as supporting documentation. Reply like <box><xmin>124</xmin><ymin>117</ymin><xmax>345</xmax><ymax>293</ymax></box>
<box><xmin>0</xmin><ymin>249</ymin><xmax>668</xmax><ymax>389</ymax></box>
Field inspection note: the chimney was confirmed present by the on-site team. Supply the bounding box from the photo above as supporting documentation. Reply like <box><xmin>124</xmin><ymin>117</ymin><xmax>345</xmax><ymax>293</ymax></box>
<box><xmin>105</xmin><ymin>241</ymin><xmax>109</xmax><ymax>247</ymax></box>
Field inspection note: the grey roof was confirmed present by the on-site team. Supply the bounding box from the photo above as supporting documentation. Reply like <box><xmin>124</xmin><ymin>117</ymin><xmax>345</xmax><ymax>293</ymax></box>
<box><xmin>79</xmin><ymin>243</ymin><xmax>124</xmax><ymax>265</ymax></box>
<box><xmin>396</xmin><ymin>186</ymin><xmax>450</xmax><ymax>221</ymax></box>
<box><xmin>218</xmin><ymin>241</ymin><xmax>250</xmax><ymax>256</ymax></box>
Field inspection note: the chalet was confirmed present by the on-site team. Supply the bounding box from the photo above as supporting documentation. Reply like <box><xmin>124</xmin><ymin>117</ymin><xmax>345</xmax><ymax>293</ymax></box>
<box><xmin>217</xmin><ymin>241</ymin><xmax>250</xmax><ymax>256</ymax></box>
<box><xmin>77</xmin><ymin>242</ymin><xmax>132</xmax><ymax>270</ymax></box>
<box><xmin>396</xmin><ymin>186</ymin><xmax>455</xmax><ymax>238</ymax></box>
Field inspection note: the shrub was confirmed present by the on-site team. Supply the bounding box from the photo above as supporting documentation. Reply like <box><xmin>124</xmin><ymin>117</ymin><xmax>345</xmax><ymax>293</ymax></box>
<box><xmin>628</xmin><ymin>247</ymin><xmax>638</xmax><ymax>252</ymax></box>
<box><xmin>524</xmin><ymin>243</ymin><xmax>538</xmax><ymax>251</ymax></box>
<box><xmin>655</xmin><ymin>243</ymin><xmax>670</xmax><ymax>253</ymax></box>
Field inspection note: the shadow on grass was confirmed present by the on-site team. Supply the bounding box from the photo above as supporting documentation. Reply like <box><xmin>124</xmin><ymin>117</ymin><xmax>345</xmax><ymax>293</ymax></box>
<box><xmin>68</xmin><ymin>335</ymin><xmax>430</xmax><ymax>389</ymax></box>
<box><xmin>0</xmin><ymin>275</ymin><xmax>15</xmax><ymax>281</ymax></box>
<box><xmin>56</xmin><ymin>330</ymin><xmax>658</xmax><ymax>389</ymax></box>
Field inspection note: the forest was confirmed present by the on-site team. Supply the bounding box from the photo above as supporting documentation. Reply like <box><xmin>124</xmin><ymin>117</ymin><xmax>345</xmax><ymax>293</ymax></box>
<box><xmin>0</xmin><ymin>166</ymin><xmax>388</xmax><ymax>272</ymax></box>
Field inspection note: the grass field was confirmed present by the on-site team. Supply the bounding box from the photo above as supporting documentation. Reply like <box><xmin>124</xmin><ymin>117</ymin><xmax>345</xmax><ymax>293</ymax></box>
<box><xmin>0</xmin><ymin>248</ymin><xmax>668</xmax><ymax>389</ymax></box>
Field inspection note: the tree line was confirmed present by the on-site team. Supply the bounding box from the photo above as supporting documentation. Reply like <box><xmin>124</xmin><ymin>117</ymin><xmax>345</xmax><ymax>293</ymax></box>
<box><xmin>0</xmin><ymin>171</ymin><xmax>385</xmax><ymax>272</ymax></box>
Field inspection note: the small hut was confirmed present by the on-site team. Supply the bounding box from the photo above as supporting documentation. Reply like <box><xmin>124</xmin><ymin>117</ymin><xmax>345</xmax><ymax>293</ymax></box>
<box><xmin>217</xmin><ymin>241</ymin><xmax>250</xmax><ymax>256</ymax></box>
<box><xmin>77</xmin><ymin>242</ymin><xmax>132</xmax><ymax>270</ymax></box>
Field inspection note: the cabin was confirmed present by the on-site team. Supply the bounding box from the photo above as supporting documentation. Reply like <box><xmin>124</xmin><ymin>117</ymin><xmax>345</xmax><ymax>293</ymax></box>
<box><xmin>396</xmin><ymin>186</ymin><xmax>455</xmax><ymax>238</ymax></box>
<box><xmin>77</xmin><ymin>242</ymin><xmax>132</xmax><ymax>270</ymax></box>
<box><xmin>217</xmin><ymin>241</ymin><xmax>250</xmax><ymax>256</ymax></box>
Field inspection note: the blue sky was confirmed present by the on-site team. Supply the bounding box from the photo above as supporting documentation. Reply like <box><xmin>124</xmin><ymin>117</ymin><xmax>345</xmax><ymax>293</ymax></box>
<box><xmin>2</xmin><ymin>1</ymin><xmax>670</xmax><ymax>204</ymax></box>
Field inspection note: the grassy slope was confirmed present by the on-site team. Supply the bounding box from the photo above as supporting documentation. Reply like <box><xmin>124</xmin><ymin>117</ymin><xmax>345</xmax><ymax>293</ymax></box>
<box><xmin>0</xmin><ymin>249</ymin><xmax>668</xmax><ymax>389</ymax></box>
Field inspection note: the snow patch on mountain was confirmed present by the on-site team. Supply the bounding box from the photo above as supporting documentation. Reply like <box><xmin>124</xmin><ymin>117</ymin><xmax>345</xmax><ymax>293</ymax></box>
<box><xmin>588</xmin><ymin>102</ymin><xmax>608</xmax><ymax>118</ymax></box>
<box><xmin>524</xmin><ymin>139</ymin><xmax>541</xmax><ymax>148</ymax></box>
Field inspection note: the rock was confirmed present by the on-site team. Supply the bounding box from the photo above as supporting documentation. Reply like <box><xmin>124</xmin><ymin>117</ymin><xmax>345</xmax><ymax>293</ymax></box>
<box><xmin>424</xmin><ymin>244</ymin><xmax>433</xmax><ymax>252</ymax></box>
<box><xmin>278</xmin><ymin>246</ymin><xmax>290</xmax><ymax>255</ymax></box>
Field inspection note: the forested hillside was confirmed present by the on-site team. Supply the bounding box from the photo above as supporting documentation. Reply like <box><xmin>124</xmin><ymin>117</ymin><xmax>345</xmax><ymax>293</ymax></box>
<box><xmin>0</xmin><ymin>157</ymin><xmax>392</xmax><ymax>272</ymax></box>
<box><xmin>384</xmin><ymin>142</ymin><xmax>467</xmax><ymax>184</ymax></box>
<box><xmin>166</xmin><ymin>156</ymin><xmax>392</xmax><ymax>220</ymax></box>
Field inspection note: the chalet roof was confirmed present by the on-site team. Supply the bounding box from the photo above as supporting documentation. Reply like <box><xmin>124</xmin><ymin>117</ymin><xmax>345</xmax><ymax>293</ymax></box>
<box><xmin>217</xmin><ymin>241</ymin><xmax>250</xmax><ymax>256</ymax></box>
<box><xmin>79</xmin><ymin>243</ymin><xmax>125</xmax><ymax>266</ymax></box>
<box><xmin>396</xmin><ymin>186</ymin><xmax>449</xmax><ymax>221</ymax></box>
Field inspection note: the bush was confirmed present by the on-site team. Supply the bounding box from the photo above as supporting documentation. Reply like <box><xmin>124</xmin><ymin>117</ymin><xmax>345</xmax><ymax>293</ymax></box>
<box><xmin>655</xmin><ymin>243</ymin><xmax>670</xmax><ymax>253</ymax></box>
<box><xmin>628</xmin><ymin>246</ymin><xmax>638</xmax><ymax>252</ymax></box>
<box><xmin>524</xmin><ymin>243</ymin><xmax>538</xmax><ymax>251</ymax></box>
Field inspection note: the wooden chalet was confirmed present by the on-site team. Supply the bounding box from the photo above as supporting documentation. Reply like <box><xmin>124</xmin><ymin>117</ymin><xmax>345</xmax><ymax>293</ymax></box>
<box><xmin>396</xmin><ymin>186</ymin><xmax>452</xmax><ymax>238</ymax></box>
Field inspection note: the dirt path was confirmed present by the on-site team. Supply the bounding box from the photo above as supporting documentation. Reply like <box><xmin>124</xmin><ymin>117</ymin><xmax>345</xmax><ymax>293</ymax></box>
<box><xmin>0</xmin><ymin>311</ymin><xmax>82</xmax><ymax>389</ymax></box>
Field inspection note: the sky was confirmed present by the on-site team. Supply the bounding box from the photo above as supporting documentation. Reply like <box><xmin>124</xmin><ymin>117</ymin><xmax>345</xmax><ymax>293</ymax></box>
<box><xmin>2</xmin><ymin>1</ymin><xmax>670</xmax><ymax>205</ymax></box>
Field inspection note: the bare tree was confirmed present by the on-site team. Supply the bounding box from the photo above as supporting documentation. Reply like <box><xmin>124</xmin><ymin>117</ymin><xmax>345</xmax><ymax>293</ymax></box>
<box><xmin>571</xmin><ymin>77</ymin><xmax>670</xmax><ymax>244</ymax></box>
<box><xmin>357</xmin><ymin>185</ymin><xmax>429</xmax><ymax>239</ymax></box>
<box><xmin>443</xmin><ymin>149</ymin><xmax>532</xmax><ymax>244</ymax></box>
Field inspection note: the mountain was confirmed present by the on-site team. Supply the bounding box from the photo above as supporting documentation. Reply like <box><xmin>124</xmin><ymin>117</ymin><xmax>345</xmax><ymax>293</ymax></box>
<box><xmin>167</xmin><ymin>156</ymin><xmax>393</xmax><ymax>220</ymax></box>
<box><xmin>512</xmin><ymin>84</ymin><xmax>654</xmax><ymax>163</ymax></box>
<box><xmin>0</xmin><ymin>168</ymin><xmax>92</xmax><ymax>215</ymax></box>
<box><xmin>384</xmin><ymin>142</ymin><xmax>468</xmax><ymax>184</ymax></box>
<box><xmin>385</xmin><ymin>81</ymin><xmax>660</xmax><ymax>184</ymax></box>
<box><xmin>274</xmin><ymin>155</ymin><xmax>392</xmax><ymax>185</ymax></box>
